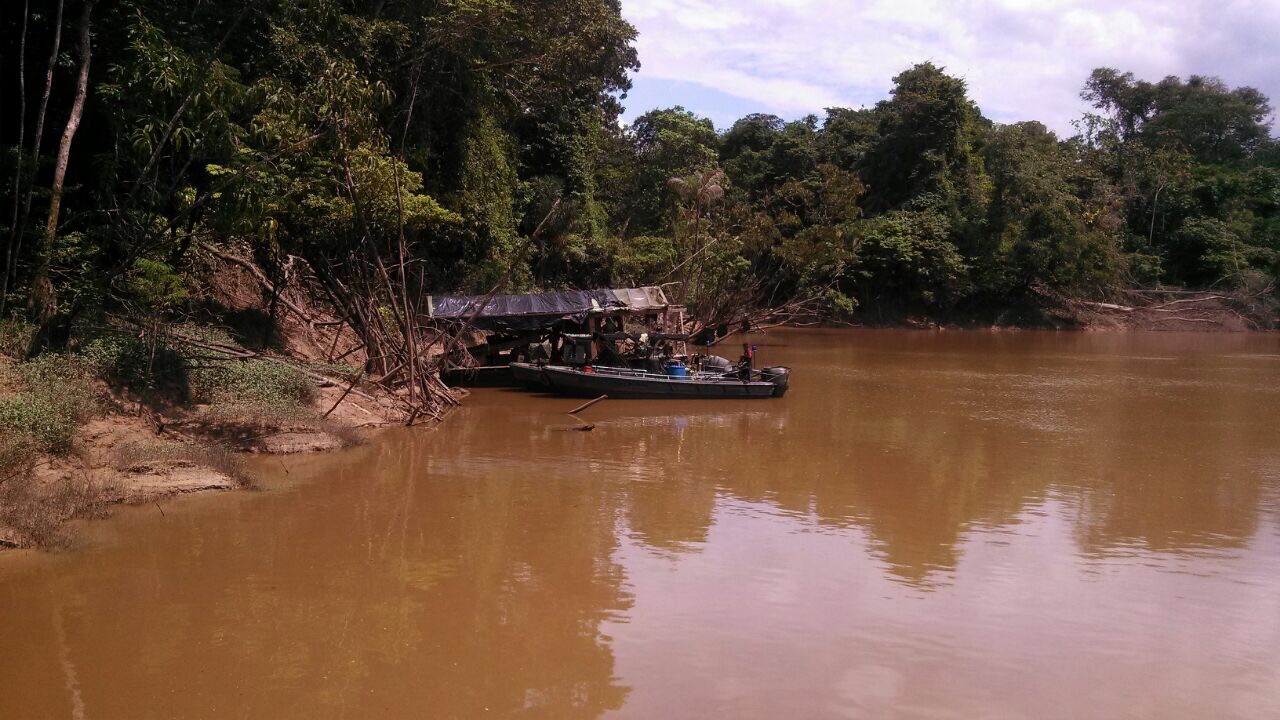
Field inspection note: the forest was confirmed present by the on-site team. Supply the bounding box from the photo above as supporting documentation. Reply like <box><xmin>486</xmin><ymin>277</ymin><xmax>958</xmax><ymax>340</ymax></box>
<box><xmin>2</xmin><ymin>0</ymin><xmax>1278</xmax><ymax>348</ymax></box>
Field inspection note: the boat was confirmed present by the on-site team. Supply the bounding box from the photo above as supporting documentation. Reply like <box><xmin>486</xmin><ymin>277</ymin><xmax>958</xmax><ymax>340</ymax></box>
<box><xmin>440</xmin><ymin>365</ymin><xmax>516</xmax><ymax>387</ymax></box>
<box><xmin>509</xmin><ymin>360</ymin><xmax>550</xmax><ymax>388</ymax></box>
<box><xmin>508</xmin><ymin>362</ymin><xmax>790</xmax><ymax>399</ymax></box>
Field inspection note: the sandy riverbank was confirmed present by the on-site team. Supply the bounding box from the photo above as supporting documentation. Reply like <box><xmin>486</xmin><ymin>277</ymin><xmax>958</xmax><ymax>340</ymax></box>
<box><xmin>0</xmin><ymin>367</ymin><xmax>409</xmax><ymax>550</ymax></box>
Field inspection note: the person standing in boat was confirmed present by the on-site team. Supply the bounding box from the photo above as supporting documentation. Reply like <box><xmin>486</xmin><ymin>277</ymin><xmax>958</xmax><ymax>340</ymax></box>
<box><xmin>738</xmin><ymin>342</ymin><xmax>754</xmax><ymax>382</ymax></box>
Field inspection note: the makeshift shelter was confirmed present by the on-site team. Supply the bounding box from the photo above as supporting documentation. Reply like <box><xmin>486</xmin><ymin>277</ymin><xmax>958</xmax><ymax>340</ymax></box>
<box><xmin>429</xmin><ymin>287</ymin><xmax>686</xmax><ymax>377</ymax></box>
<box><xmin>426</xmin><ymin>287</ymin><xmax>673</xmax><ymax>333</ymax></box>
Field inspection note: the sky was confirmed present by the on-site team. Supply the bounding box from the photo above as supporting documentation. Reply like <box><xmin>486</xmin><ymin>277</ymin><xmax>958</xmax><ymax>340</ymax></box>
<box><xmin>618</xmin><ymin>0</ymin><xmax>1280</xmax><ymax>136</ymax></box>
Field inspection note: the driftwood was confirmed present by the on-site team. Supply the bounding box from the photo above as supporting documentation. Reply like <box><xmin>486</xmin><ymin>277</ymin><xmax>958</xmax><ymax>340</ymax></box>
<box><xmin>1078</xmin><ymin>300</ymin><xmax>1135</xmax><ymax>313</ymax></box>
<box><xmin>1148</xmin><ymin>295</ymin><xmax>1227</xmax><ymax>310</ymax></box>
<box><xmin>568</xmin><ymin>395</ymin><xmax>608</xmax><ymax>415</ymax></box>
<box><xmin>1071</xmin><ymin>288</ymin><xmax>1273</xmax><ymax>330</ymax></box>
<box><xmin>698</xmin><ymin>295</ymin><xmax>827</xmax><ymax>346</ymax></box>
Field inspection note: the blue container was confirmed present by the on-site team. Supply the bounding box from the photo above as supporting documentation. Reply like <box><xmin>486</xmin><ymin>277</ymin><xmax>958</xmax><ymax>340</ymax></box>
<box><xmin>665</xmin><ymin>362</ymin><xmax>689</xmax><ymax>379</ymax></box>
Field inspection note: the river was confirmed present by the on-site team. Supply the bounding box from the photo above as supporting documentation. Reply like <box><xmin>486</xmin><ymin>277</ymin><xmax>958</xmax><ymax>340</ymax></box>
<box><xmin>2</xmin><ymin>329</ymin><xmax>1279</xmax><ymax>719</ymax></box>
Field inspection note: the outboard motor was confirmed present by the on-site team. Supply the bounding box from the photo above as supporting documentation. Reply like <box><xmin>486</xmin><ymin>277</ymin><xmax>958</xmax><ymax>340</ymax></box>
<box><xmin>761</xmin><ymin>366</ymin><xmax>791</xmax><ymax>397</ymax></box>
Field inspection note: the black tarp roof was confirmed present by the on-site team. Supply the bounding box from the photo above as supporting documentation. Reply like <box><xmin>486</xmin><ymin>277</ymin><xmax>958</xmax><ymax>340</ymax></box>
<box><xmin>425</xmin><ymin>287</ymin><xmax>670</xmax><ymax>332</ymax></box>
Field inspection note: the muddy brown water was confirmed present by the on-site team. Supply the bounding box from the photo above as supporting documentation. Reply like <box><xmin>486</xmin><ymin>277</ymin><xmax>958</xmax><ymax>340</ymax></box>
<box><xmin>3</xmin><ymin>329</ymin><xmax>1280</xmax><ymax>719</ymax></box>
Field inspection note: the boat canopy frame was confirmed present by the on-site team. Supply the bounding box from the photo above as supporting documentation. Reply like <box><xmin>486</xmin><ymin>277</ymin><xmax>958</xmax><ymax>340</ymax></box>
<box><xmin>425</xmin><ymin>287</ymin><xmax>672</xmax><ymax>333</ymax></box>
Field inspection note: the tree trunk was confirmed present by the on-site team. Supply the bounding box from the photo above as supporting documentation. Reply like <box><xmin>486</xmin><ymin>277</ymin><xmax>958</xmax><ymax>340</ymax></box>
<box><xmin>9</xmin><ymin>0</ymin><xmax>64</xmax><ymax>298</ymax></box>
<box><xmin>2</xmin><ymin>0</ymin><xmax>30</xmax><ymax>314</ymax></box>
<box><xmin>29</xmin><ymin>0</ymin><xmax>93</xmax><ymax>337</ymax></box>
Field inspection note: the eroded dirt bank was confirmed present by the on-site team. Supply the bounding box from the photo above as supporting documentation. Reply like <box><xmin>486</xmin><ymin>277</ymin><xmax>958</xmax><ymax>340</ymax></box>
<box><xmin>0</xmin><ymin>250</ymin><xmax>448</xmax><ymax>550</ymax></box>
<box><xmin>0</xmin><ymin>368</ymin><xmax>410</xmax><ymax>549</ymax></box>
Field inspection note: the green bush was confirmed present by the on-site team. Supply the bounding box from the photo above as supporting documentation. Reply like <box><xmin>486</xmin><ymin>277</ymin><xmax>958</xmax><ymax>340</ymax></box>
<box><xmin>190</xmin><ymin>359</ymin><xmax>314</xmax><ymax>408</ymax></box>
<box><xmin>125</xmin><ymin>258</ymin><xmax>189</xmax><ymax>311</ymax></box>
<box><xmin>79</xmin><ymin>334</ymin><xmax>150</xmax><ymax>381</ymax></box>
<box><xmin>0</xmin><ymin>430</ymin><xmax>38</xmax><ymax>479</ymax></box>
<box><xmin>0</xmin><ymin>355</ymin><xmax>101</xmax><ymax>454</ymax></box>
<box><xmin>853</xmin><ymin>210</ymin><xmax>972</xmax><ymax>309</ymax></box>
<box><xmin>15</xmin><ymin>355</ymin><xmax>100</xmax><ymax>421</ymax></box>
<box><xmin>17</xmin><ymin>352</ymin><xmax>95</xmax><ymax>387</ymax></box>
<box><xmin>79</xmin><ymin>333</ymin><xmax>186</xmax><ymax>389</ymax></box>
<box><xmin>0</xmin><ymin>393</ymin><xmax>80</xmax><ymax>454</ymax></box>
<box><xmin>1169</xmin><ymin>217</ymin><xmax>1245</xmax><ymax>287</ymax></box>
<box><xmin>613</xmin><ymin>235</ymin><xmax>678</xmax><ymax>285</ymax></box>
<box><xmin>0</xmin><ymin>319</ymin><xmax>35</xmax><ymax>358</ymax></box>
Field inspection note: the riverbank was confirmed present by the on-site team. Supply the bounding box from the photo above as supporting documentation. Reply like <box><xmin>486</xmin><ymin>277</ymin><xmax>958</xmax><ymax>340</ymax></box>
<box><xmin>0</xmin><ymin>346</ymin><xmax>411</xmax><ymax>549</ymax></box>
<box><xmin>832</xmin><ymin>287</ymin><xmax>1279</xmax><ymax>332</ymax></box>
<box><xmin>0</xmin><ymin>243</ymin><xmax>468</xmax><ymax>549</ymax></box>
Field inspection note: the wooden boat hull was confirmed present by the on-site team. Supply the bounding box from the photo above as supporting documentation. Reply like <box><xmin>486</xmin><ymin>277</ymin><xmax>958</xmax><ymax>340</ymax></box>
<box><xmin>510</xmin><ymin>363</ymin><xmax>785</xmax><ymax>399</ymax></box>
<box><xmin>509</xmin><ymin>361</ymin><xmax>550</xmax><ymax>388</ymax></box>
<box><xmin>441</xmin><ymin>365</ymin><xmax>516</xmax><ymax>387</ymax></box>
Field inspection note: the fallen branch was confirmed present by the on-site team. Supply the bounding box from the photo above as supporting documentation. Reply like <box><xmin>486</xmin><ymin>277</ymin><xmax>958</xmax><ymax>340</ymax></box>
<box><xmin>568</xmin><ymin>395</ymin><xmax>608</xmax><ymax>415</ymax></box>
<box><xmin>1077</xmin><ymin>300</ymin><xmax>1135</xmax><ymax>313</ymax></box>
<box><xmin>332</xmin><ymin>342</ymin><xmax>365</xmax><ymax>363</ymax></box>
<box><xmin>1148</xmin><ymin>295</ymin><xmax>1227</xmax><ymax>310</ymax></box>
<box><xmin>1123</xmin><ymin>288</ymin><xmax>1220</xmax><ymax>296</ymax></box>
<box><xmin>199</xmin><ymin>242</ymin><xmax>315</xmax><ymax>325</ymax></box>
<box><xmin>323</xmin><ymin>370</ymin><xmax>365</xmax><ymax>418</ymax></box>
<box><xmin>1151</xmin><ymin>316</ymin><xmax>1220</xmax><ymax>324</ymax></box>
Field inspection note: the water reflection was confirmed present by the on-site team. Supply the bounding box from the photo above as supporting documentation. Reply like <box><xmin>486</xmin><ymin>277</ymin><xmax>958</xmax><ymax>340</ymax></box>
<box><xmin>1</xmin><ymin>330</ymin><xmax>1278</xmax><ymax>719</ymax></box>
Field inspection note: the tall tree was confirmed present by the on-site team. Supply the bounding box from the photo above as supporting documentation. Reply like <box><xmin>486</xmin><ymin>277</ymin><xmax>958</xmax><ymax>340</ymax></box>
<box><xmin>859</xmin><ymin>62</ymin><xmax>988</xmax><ymax>216</ymax></box>
<box><xmin>30</xmin><ymin>0</ymin><xmax>94</xmax><ymax>339</ymax></box>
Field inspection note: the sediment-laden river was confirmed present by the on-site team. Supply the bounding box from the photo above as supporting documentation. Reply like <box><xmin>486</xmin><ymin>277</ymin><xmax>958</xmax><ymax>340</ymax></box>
<box><xmin>3</xmin><ymin>329</ymin><xmax>1279</xmax><ymax>719</ymax></box>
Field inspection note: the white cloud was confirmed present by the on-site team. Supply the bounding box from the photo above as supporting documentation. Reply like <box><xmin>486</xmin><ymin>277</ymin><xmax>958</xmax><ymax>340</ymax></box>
<box><xmin>623</xmin><ymin>0</ymin><xmax>1280</xmax><ymax>134</ymax></box>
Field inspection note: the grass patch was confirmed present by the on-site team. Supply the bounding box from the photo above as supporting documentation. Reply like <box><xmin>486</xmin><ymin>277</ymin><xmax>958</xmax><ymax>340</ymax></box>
<box><xmin>0</xmin><ymin>318</ymin><xmax>34</xmax><ymax>358</ymax></box>
<box><xmin>195</xmin><ymin>401</ymin><xmax>363</xmax><ymax>449</ymax></box>
<box><xmin>0</xmin><ymin>461</ymin><xmax>104</xmax><ymax>549</ymax></box>
<box><xmin>0</xmin><ymin>354</ymin><xmax>100</xmax><ymax>454</ymax></box>
<box><xmin>0</xmin><ymin>353</ymin><xmax>105</xmax><ymax>549</ymax></box>
<box><xmin>0</xmin><ymin>394</ymin><xmax>81</xmax><ymax>454</ymax></box>
<box><xmin>15</xmin><ymin>353</ymin><xmax>100</xmax><ymax>419</ymax></box>
<box><xmin>171</xmin><ymin>322</ymin><xmax>238</xmax><ymax>347</ymax></box>
<box><xmin>189</xmin><ymin>359</ymin><xmax>315</xmax><ymax>408</ymax></box>
<box><xmin>15</xmin><ymin>352</ymin><xmax>95</xmax><ymax>386</ymax></box>
<box><xmin>0</xmin><ymin>431</ymin><xmax>38</xmax><ymax>484</ymax></box>
<box><xmin>79</xmin><ymin>332</ymin><xmax>187</xmax><ymax>391</ymax></box>
<box><xmin>113</xmin><ymin>439</ymin><xmax>253</xmax><ymax>489</ymax></box>
<box><xmin>305</xmin><ymin>360</ymin><xmax>361</xmax><ymax>378</ymax></box>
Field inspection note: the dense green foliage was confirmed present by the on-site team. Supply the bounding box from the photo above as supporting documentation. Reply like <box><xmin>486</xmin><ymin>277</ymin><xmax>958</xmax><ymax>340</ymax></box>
<box><xmin>0</xmin><ymin>354</ymin><xmax>98</xmax><ymax>452</ymax></box>
<box><xmin>189</xmin><ymin>358</ymin><xmax>314</xmax><ymax>408</ymax></box>
<box><xmin>1</xmin><ymin>1</ymin><xmax>1276</xmax><ymax>337</ymax></box>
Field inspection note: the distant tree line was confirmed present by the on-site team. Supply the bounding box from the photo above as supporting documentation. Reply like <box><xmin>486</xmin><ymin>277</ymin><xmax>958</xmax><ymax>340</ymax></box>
<box><xmin>604</xmin><ymin>66</ymin><xmax>1278</xmax><ymax>321</ymax></box>
<box><xmin>1</xmin><ymin>0</ymin><xmax>1277</xmax><ymax>347</ymax></box>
